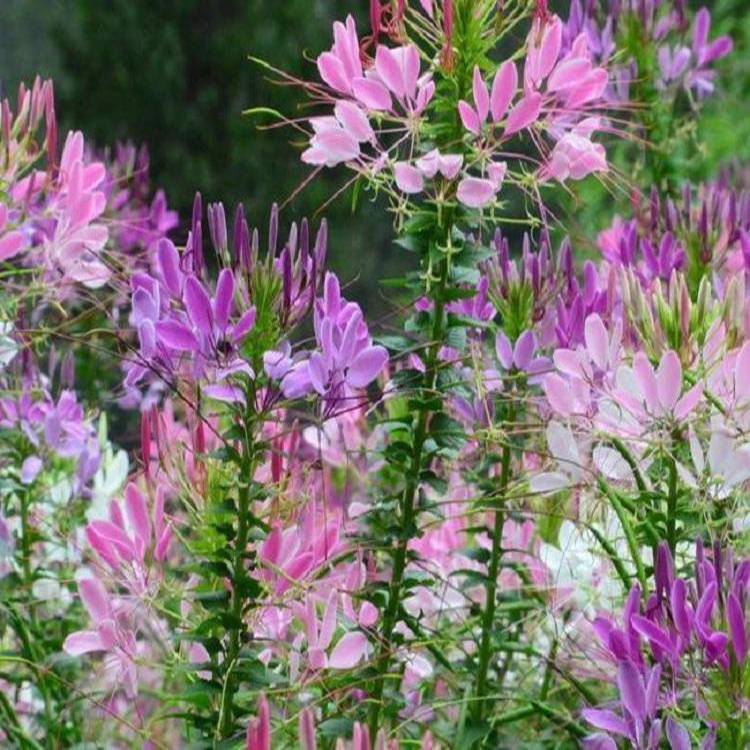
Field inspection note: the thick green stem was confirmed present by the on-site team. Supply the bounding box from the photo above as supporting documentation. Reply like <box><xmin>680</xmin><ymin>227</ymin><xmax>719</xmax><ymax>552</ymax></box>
<box><xmin>473</xmin><ymin>401</ymin><xmax>515</xmax><ymax>723</ymax></box>
<box><xmin>368</xmin><ymin>249</ymin><xmax>451</xmax><ymax>733</ymax></box>
<box><xmin>217</xmin><ymin>448</ymin><xmax>256</xmax><ymax>739</ymax></box>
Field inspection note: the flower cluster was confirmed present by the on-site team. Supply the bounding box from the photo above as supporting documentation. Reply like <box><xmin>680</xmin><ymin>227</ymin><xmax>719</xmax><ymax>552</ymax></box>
<box><xmin>301</xmin><ymin>5</ymin><xmax>611</xmax><ymax>210</ymax></box>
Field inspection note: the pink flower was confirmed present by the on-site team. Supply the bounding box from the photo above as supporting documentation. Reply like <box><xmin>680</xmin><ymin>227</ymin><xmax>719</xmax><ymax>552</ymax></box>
<box><xmin>541</xmin><ymin>130</ymin><xmax>607</xmax><ymax>183</ymax></box>
<box><xmin>292</xmin><ymin>592</ymin><xmax>369</xmax><ymax>672</ymax></box>
<box><xmin>316</xmin><ymin>16</ymin><xmax>363</xmax><ymax>97</ymax></box>
<box><xmin>612</xmin><ymin>351</ymin><xmax>703</xmax><ymax>423</ymax></box>
<box><xmin>86</xmin><ymin>482</ymin><xmax>172</xmax><ymax>591</ymax></box>
<box><xmin>456</xmin><ymin>161</ymin><xmax>506</xmax><ymax>208</ymax></box>
<box><xmin>414</xmin><ymin>149</ymin><xmax>463</xmax><ymax>180</ymax></box>
<box><xmin>63</xmin><ymin>577</ymin><xmax>138</xmax><ymax>697</ymax></box>
<box><xmin>394</xmin><ymin>161</ymin><xmax>424</xmax><ymax>193</ymax></box>
<box><xmin>302</xmin><ymin>116</ymin><xmax>363</xmax><ymax>168</ymax></box>
<box><xmin>458</xmin><ymin>62</ymin><xmax>518</xmax><ymax>134</ymax></box>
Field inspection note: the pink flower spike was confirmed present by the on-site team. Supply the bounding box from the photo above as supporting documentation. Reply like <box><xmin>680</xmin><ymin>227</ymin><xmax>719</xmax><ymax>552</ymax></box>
<box><xmin>394</xmin><ymin>162</ymin><xmax>424</xmax><ymax>194</ymax></box>
<box><xmin>504</xmin><ymin>92</ymin><xmax>542</xmax><ymax>136</ymax></box>
<box><xmin>246</xmin><ymin>694</ymin><xmax>271</xmax><ymax>750</ymax></box>
<box><xmin>729</xmin><ymin>591</ymin><xmax>747</xmax><ymax>664</ymax></box>
<box><xmin>299</xmin><ymin>708</ymin><xmax>317</xmax><ymax>750</ymax></box>
<box><xmin>456</xmin><ymin>177</ymin><xmax>497</xmax><ymax>208</ymax></box>
<box><xmin>458</xmin><ymin>100</ymin><xmax>481</xmax><ymax>135</ymax></box>
<box><xmin>490</xmin><ymin>60</ymin><xmax>517</xmax><ymax>123</ymax></box>
<box><xmin>472</xmin><ymin>66</ymin><xmax>490</xmax><ymax>123</ymax></box>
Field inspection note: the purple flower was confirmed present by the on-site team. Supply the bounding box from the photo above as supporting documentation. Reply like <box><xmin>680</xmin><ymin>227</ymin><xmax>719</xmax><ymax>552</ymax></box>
<box><xmin>279</xmin><ymin>273</ymin><xmax>388</xmax><ymax>415</ymax></box>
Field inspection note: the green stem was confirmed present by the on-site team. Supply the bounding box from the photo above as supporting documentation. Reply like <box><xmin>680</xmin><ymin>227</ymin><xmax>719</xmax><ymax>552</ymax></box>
<box><xmin>598</xmin><ymin>480</ymin><xmax>647</xmax><ymax>592</ymax></box>
<box><xmin>217</xmin><ymin>448</ymin><xmax>256</xmax><ymax>739</ymax></box>
<box><xmin>368</xmin><ymin>247</ymin><xmax>451</xmax><ymax>733</ymax></box>
<box><xmin>473</xmin><ymin>401</ymin><xmax>515</xmax><ymax>723</ymax></box>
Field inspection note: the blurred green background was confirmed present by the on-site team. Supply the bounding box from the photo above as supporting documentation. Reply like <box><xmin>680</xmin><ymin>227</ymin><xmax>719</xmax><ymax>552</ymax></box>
<box><xmin>1</xmin><ymin>0</ymin><xmax>749</xmax><ymax>311</ymax></box>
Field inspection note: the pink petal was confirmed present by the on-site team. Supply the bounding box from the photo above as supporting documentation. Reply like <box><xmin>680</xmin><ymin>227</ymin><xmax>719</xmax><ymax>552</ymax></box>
<box><xmin>375</xmin><ymin>45</ymin><xmax>405</xmax><ymax>98</ymax></box>
<box><xmin>184</xmin><ymin>277</ymin><xmax>213</xmax><ymax>332</ymax></box>
<box><xmin>318</xmin><ymin>52</ymin><xmax>351</xmax><ymax>93</ymax></box>
<box><xmin>584</xmin><ymin>313</ymin><xmax>608</xmax><ymax>370</ymax></box>
<box><xmin>125</xmin><ymin>482</ymin><xmax>151</xmax><ymax>547</ymax></box>
<box><xmin>347</xmin><ymin>345</ymin><xmax>388</xmax><ymax>388</ymax></box>
<box><xmin>456</xmin><ymin>177</ymin><xmax>496</xmax><ymax>208</ymax></box>
<box><xmin>352</xmin><ymin>77</ymin><xmax>392</xmax><ymax>111</ymax></box>
<box><xmin>63</xmin><ymin>630</ymin><xmax>107</xmax><ymax>656</ymax></box>
<box><xmin>329</xmin><ymin>631</ymin><xmax>368</xmax><ymax>669</ymax></box>
<box><xmin>736</xmin><ymin>343</ymin><xmax>750</xmax><ymax>401</ymax></box>
<box><xmin>231</xmin><ymin>306</ymin><xmax>257</xmax><ymax>344</ymax></box>
<box><xmin>334</xmin><ymin>100</ymin><xmax>374</xmax><ymax>143</ymax></box>
<box><xmin>472</xmin><ymin>65</ymin><xmax>489</xmax><ymax>122</ymax></box>
<box><xmin>438</xmin><ymin>153</ymin><xmax>463</xmax><ymax>180</ymax></box>
<box><xmin>674</xmin><ymin>383</ymin><xmax>703</xmax><ymax>421</ymax></box>
<box><xmin>543</xmin><ymin>373</ymin><xmax>573</xmax><ymax>417</ymax></box>
<box><xmin>458</xmin><ymin>101</ymin><xmax>481</xmax><ymax>135</ymax></box>
<box><xmin>548</xmin><ymin>57</ymin><xmax>591</xmax><ymax>91</ymax></box>
<box><xmin>319</xmin><ymin>590</ymin><xmax>338</xmax><ymax>650</ymax></box>
<box><xmin>155</xmin><ymin>320</ymin><xmax>199</xmax><ymax>351</ymax></box>
<box><xmin>213</xmin><ymin>268</ymin><xmax>235</xmax><ymax>330</ymax></box>
<box><xmin>393</xmin><ymin>162</ymin><xmax>424</xmax><ymax>194</ymax></box>
<box><xmin>633</xmin><ymin>352</ymin><xmax>660</xmax><ymax>413</ymax></box>
<box><xmin>487</xmin><ymin>161</ymin><xmax>507</xmax><ymax>190</ymax></box>
<box><xmin>0</xmin><ymin>231</ymin><xmax>25</xmax><ymax>261</ymax></box>
<box><xmin>565</xmin><ymin>68</ymin><xmax>608</xmax><ymax>108</ymax></box>
<box><xmin>415</xmin><ymin>149</ymin><xmax>440</xmax><ymax>178</ymax></box>
<box><xmin>656</xmin><ymin>350</ymin><xmax>682</xmax><ymax>413</ymax></box>
<box><xmin>538</xmin><ymin>17</ymin><xmax>563</xmax><ymax>81</ymax></box>
<box><xmin>401</xmin><ymin>45</ymin><xmax>421</xmax><ymax>100</ymax></box>
<box><xmin>581</xmin><ymin>709</ymin><xmax>630</xmax><ymax>738</ymax></box>
<box><xmin>504</xmin><ymin>93</ymin><xmax>542</xmax><ymax>135</ymax></box>
<box><xmin>157</xmin><ymin>239</ymin><xmax>182</xmax><ymax>297</ymax></box>
<box><xmin>78</xmin><ymin>577</ymin><xmax>110</xmax><ymax>622</ymax></box>
<box><xmin>490</xmin><ymin>60</ymin><xmax>517</xmax><ymax>123</ymax></box>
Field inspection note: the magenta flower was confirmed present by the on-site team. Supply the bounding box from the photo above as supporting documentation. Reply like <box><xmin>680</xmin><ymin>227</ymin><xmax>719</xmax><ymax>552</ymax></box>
<box><xmin>86</xmin><ymin>482</ymin><xmax>171</xmax><ymax>591</ymax></box>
